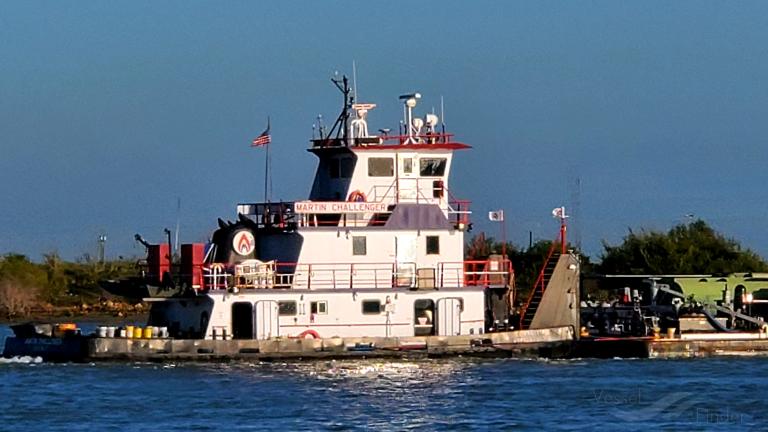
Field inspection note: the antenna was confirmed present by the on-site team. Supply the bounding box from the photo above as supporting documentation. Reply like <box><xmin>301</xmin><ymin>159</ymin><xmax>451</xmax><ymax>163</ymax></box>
<box><xmin>352</xmin><ymin>60</ymin><xmax>358</xmax><ymax>102</ymax></box>
<box><xmin>440</xmin><ymin>95</ymin><xmax>446</xmax><ymax>134</ymax></box>
<box><xmin>569</xmin><ymin>174</ymin><xmax>582</xmax><ymax>252</ymax></box>
<box><xmin>174</xmin><ymin>197</ymin><xmax>181</xmax><ymax>257</ymax></box>
<box><xmin>317</xmin><ymin>114</ymin><xmax>325</xmax><ymax>139</ymax></box>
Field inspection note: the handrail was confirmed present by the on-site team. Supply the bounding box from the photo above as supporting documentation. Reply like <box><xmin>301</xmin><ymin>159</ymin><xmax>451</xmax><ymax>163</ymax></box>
<box><xmin>139</xmin><ymin>257</ymin><xmax>513</xmax><ymax>292</ymax></box>
<box><xmin>147</xmin><ymin>258</ymin><xmax>512</xmax><ymax>292</ymax></box>
<box><xmin>518</xmin><ymin>232</ymin><xmax>563</xmax><ymax>329</ymax></box>
<box><xmin>311</xmin><ymin>133</ymin><xmax>459</xmax><ymax>148</ymax></box>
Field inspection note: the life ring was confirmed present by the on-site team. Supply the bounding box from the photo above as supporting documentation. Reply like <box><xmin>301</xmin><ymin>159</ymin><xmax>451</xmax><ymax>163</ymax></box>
<box><xmin>295</xmin><ymin>329</ymin><xmax>320</xmax><ymax>339</ymax></box>
<box><xmin>347</xmin><ymin>190</ymin><xmax>366</xmax><ymax>202</ymax></box>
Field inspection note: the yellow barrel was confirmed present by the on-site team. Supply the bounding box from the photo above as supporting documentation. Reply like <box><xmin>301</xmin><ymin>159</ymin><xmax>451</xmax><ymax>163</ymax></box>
<box><xmin>143</xmin><ymin>326</ymin><xmax>153</xmax><ymax>339</ymax></box>
<box><xmin>54</xmin><ymin>323</ymin><xmax>78</xmax><ymax>337</ymax></box>
<box><xmin>125</xmin><ymin>325</ymin><xmax>135</xmax><ymax>338</ymax></box>
<box><xmin>667</xmin><ymin>328</ymin><xmax>676</xmax><ymax>339</ymax></box>
<box><xmin>57</xmin><ymin>323</ymin><xmax>77</xmax><ymax>332</ymax></box>
<box><xmin>133</xmin><ymin>326</ymin><xmax>143</xmax><ymax>339</ymax></box>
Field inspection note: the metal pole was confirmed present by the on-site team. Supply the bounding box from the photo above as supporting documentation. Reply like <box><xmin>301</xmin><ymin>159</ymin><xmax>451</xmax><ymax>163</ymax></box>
<box><xmin>561</xmin><ymin>218</ymin><xmax>567</xmax><ymax>254</ymax></box>
<box><xmin>264</xmin><ymin>138</ymin><xmax>269</xmax><ymax>203</ymax></box>
<box><xmin>501</xmin><ymin>214</ymin><xmax>507</xmax><ymax>259</ymax></box>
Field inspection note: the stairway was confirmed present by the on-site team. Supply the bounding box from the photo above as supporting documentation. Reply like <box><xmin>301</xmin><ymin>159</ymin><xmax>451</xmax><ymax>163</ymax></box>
<box><xmin>520</xmin><ymin>251</ymin><xmax>561</xmax><ymax>329</ymax></box>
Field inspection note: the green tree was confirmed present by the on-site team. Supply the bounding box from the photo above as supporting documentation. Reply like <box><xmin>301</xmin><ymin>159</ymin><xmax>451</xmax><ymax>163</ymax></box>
<box><xmin>0</xmin><ymin>254</ymin><xmax>46</xmax><ymax>316</ymax></box>
<box><xmin>465</xmin><ymin>233</ymin><xmax>587</xmax><ymax>302</ymax></box>
<box><xmin>597</xmin><ymin>220</ymin><xmax>768</xmax><ymax>274</ymax></box>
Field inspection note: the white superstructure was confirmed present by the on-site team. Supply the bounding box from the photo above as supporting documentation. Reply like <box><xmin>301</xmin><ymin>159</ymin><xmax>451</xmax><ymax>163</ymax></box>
<box><xmin>144</xmin><ymin>77</ymin><xmax>514</xmax><ymax>341</ymax></box>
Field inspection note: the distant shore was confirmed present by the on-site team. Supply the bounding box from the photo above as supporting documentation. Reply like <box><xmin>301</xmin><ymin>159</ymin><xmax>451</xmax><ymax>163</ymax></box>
<box><xmin>1</xmin><ymin>313</ymin><xmax>148</xmax><ymax>326</ymax></box>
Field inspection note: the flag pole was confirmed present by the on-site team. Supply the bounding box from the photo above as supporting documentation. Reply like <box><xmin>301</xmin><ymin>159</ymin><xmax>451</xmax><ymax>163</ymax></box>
<box><xmin>264</xmin><ymin>137</ymin><xmax>268</xmax><ymax>202</ymax></box>
<box><xmin>501</xmin><ymin>210</ymin><xmax>506</xmax><ymax>260</ymax></box>
<box><xmin>263</xmin><ymin>117</ymin><xmax>270</xmax><ymax>203</ymax></box>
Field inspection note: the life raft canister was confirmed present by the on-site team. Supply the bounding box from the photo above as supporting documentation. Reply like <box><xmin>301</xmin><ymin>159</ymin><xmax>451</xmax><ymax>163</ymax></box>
<box><xmin>347</xmin><ymin>190</ymin><xmax>366</xmax><ymax>202</ymax></box>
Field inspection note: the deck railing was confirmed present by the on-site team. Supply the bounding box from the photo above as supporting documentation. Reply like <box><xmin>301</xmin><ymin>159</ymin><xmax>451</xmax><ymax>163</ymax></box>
<box><xmin>146</xmin><ymin>257</ymin><xmax>514</xmax><ymax>292</ymax></box>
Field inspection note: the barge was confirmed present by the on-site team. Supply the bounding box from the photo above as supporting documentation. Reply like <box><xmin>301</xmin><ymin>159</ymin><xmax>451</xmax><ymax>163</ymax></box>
<box><xmin>3</xmin><ymin>77</ymin><xmax>581</xmax><ymax>362</ymax></box>
<box><xmin>575</xmin><ymin>277</ymin><xmax>768</xmax><ymax>358</ymax></box>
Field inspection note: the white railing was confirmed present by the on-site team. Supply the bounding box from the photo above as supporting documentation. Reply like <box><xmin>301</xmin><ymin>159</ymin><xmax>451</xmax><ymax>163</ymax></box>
<box><xmin>200</xmin><ymin>259</ymin><xmax>511</xmax><ymax>291</ymax></box>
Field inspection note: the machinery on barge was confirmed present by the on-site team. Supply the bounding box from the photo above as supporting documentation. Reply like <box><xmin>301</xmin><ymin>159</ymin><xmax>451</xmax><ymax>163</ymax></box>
<box><xmin>4</xmin><ymin>77</ymin><xmax>580</xmax><ymax>361</ymax></box>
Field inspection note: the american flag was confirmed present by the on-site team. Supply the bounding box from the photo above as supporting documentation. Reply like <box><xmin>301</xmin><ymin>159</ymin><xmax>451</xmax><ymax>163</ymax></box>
<box><xmin>251</xmin><ymin>121</ymin><xmax>271</xmax><ymax>147</ymax></box>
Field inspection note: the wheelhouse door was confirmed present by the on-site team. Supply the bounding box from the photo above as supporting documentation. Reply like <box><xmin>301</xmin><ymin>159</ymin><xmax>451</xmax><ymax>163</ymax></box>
<box><xmin>397</xmin><ymin>153</ymin><xmax>418</xmax><ymax>202</ymax></box>
<box><xmin>254</xmin><ymin>300</ymin><xmax>279</xmax><ymax>340</ymax></box>
<box><xmin>436</xmin><ymin>297</ymin><xmax>462</xmax><ymax>336</ymax></box>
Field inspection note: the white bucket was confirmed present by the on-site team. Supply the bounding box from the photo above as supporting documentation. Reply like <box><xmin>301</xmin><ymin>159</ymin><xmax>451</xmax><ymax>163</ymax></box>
<box><xmin>96</xmin><ymin>326</ymin><xmax>107</xmax><ymax>338</ymax></box>
<box><xmin>106</xmin><ymin>326</ymin><xmax>116</xmax><ymax>338</ymax></box>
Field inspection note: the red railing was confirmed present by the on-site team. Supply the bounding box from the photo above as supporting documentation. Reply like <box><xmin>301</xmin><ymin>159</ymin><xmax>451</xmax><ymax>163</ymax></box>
<box><xmin>518</xmin><ymin>225</ymin><xmax>566</xmax><ymax>329</ymax></box>
<box><xmin>312</xmin><ymin>132</ymin><xmax>465</xmax><ymax>148</ymax></box>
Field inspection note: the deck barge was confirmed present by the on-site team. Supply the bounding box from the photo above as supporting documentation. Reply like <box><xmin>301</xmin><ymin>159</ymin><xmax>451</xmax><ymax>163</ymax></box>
<box><xmin>573</xmin><ymin>333</ymin><xmax>768</xmax><ymax>359</ymax></box>
<box><xmin>4</xmin><ymin>326</ymin><xmax>574</xmax><ymax>362</ymax></box>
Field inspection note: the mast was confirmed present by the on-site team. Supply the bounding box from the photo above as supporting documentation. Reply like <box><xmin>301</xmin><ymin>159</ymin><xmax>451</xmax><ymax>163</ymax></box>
<box><xmin>326</xmin><ymin>75</ymin><xmax>354</xmax><ymax>146</ymax></box>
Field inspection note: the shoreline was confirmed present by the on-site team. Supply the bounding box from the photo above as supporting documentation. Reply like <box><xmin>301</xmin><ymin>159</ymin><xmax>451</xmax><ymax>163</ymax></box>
<box><xmin>0</xmin><ymin>312</ymin><xmax>148</xmax><ymax>326</ymax></box>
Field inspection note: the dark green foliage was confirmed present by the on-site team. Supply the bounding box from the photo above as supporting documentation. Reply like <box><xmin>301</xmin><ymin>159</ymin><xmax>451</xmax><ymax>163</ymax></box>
<box><xmin>0</xmin><ymin>253</ymin><xmax>138</xmax><ymax>312</ymax></box>
<box><xmin>465</xmin><ymin>233</ymin><xmax>589</xmax><ymax>302</ymax></box>
<box><xmin>0</xmin><ymin>254</ymin><xmax>49</xmax><ymax>289</ymax></box>
<box><xmin>597</xmin><ymin>220</ymin><xmax>768</xmax><ymax>274</ymax></box>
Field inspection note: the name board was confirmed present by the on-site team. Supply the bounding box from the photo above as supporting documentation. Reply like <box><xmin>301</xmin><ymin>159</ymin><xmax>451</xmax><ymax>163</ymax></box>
<box><xmin>294</xmin><ymin>201</ymin><xmax>388</xmax><ymax>214</ymax></box>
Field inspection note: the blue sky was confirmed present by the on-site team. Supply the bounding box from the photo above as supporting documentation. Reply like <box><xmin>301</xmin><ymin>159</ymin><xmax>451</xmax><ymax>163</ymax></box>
<box><xmin>1</xmin><ymin>2</ymin><xmax>767</xmax><ymax>261</ymax></box>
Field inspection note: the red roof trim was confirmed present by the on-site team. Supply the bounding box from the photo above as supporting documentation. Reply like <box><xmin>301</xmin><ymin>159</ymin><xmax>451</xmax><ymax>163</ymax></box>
<box><xmin>351</xmin><ymin>142</ymin><xmax>471</xmax><ymax>151</ymax></box>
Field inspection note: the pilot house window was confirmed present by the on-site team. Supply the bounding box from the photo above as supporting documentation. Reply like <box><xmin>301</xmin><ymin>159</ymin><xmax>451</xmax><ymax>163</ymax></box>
<box><xmin>368</xmin><ymin>157</ymin><xmax>394</xmax><ymax>177</ymax></box>
<box><xmin>329</xmin><ymin>158</ymin><xmax>354</xmax><ymax>179</ymax></box>
<box><xmin>419</xmin><ymin>158</ymin><xmax>447</xmax><ymax>176</ymax></box>
<box><xmin>403</xmin><ymin>158</ymin><xmax>413</xmax><ymax>174</ymax></box>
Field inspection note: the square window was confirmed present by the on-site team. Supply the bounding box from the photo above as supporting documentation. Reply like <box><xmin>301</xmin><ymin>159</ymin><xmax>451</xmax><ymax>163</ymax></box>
<box><xmin>278</xmin><ymin>301</ymin><xmax>297</xmax><ymax>316</ymax></box>
<box><xmin>310</xmin><ymin>301</ymin><xmax>328</xmax><ymax>315</ymax></box>
<box><xmin>353</xmin><ymin>236</ymin><xmax>367</xmax><ymax>256</ymax></box>
<box><xmin>368</xmin><ymin>157</ymin><xmax>394</xmax><ymax>177</ymax></box>
<box><xmin>362</xmin><ymin>300</ymin><xmax>382</xmax><ymax>315</ymax></box>
<box><xmin>426</xmin><ymin>236</ymin><xmax>440</xmax><ymax>254</ymax></box>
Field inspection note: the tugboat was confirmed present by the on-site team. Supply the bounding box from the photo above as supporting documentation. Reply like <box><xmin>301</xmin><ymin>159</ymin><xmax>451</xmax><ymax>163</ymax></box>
<box><xmin>4</xmin><ymin>77</ymin><xmax>581</xmax><ymax>361</ymax></box>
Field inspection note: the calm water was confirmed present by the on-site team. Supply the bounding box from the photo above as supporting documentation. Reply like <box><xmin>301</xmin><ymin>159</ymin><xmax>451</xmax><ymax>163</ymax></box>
<box><xmin>1</xmin><ymin>325</ymin><xmax>766</xmax><ymax>431</ymax></box>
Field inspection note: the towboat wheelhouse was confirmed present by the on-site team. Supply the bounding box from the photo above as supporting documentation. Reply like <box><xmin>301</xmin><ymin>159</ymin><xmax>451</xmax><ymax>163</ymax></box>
<box><xmin>136</xmin><ymin>78</ymin><xmax>515</xmax><ymax>341</ymax></box>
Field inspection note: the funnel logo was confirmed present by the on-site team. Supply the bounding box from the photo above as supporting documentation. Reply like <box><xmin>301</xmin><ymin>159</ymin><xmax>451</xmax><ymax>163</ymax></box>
<box><xmin>232</xmin><ymin>231</ymin><xmax>255</xmax><ymax>256</ymax></box>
